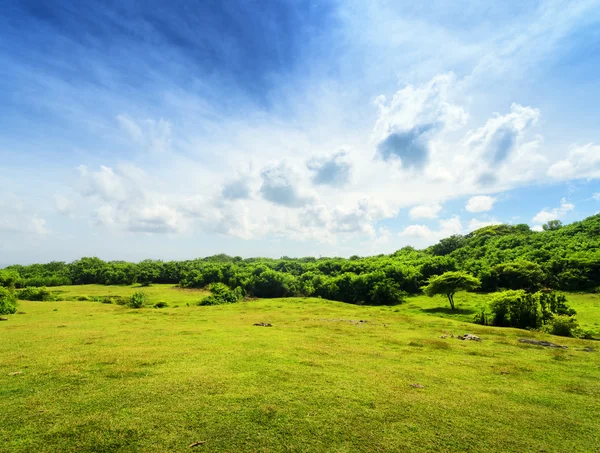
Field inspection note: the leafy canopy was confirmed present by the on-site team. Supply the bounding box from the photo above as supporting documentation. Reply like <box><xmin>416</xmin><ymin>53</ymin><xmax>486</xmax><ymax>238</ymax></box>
<box><xmin>422</xmin><ymin>271</ymin><xmax>481</xmax><ymax>310</ymax></box>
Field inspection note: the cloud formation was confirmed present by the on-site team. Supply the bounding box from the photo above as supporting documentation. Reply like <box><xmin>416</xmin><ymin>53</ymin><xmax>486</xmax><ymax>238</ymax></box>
<box><xmin>409</xmin><ymin>203</ymin><xmax>442</xmax><ymax>220</ymax></box>
<box><xmin>532</xmin><ymin>198</ymin><xmax>574</xmax><ymax>225</ymax></box>
<box><xmin>547</xmin><ymin>144</ymin><xmax>600</xmax><ymax>180</ymax></box>
<box><xmin>466</xmin><ymin>196</ymin><xmax>496</xmax><ymax>213</ymax></box>
<box><xmin>307</xmin><ymin>150</ymin><xmax>352</xmax><ymax>186</ymax></box>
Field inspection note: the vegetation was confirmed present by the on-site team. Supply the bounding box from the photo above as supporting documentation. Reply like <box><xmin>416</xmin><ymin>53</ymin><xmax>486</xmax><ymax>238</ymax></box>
<box><xmin>0</xmin><ymin>287</ymin><xmax>17</xmax><ymax>315</ymax></box>
<box><xmin>0</xmin><ymin>215</ymin><xmax>598</xmax><ymax>305</ymax></box>
<box><xmin>1</xmin><ymin>297</ymin><xmax>598</xmax><ymax>452</ymax></box>
<box><xmin>128</xmin><ymin>291</ymin><xmax>148</xmax><ymax>308</ymax></box>
<box><xmin>422</xmin><ymin>271</ymin><xmax>481</xmax><ymax>310</ymax></box>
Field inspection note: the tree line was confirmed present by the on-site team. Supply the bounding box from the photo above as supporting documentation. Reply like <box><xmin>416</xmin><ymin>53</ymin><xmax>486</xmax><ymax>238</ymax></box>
<box><xmin>1</xmin><ymin>214</ymin><xmax>599</xmax><ymax>306</ymax></box>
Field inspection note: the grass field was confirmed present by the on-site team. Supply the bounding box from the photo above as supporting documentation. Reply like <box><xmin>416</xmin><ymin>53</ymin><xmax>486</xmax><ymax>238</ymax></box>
<box><xmin>51</xmin><ymin>284</ymin><xmax>210</xmax><ymax>305</ymax></box>
<box><xmin>1</xmin><ymin>287</ymin><xmax>599</xmax><ymax>452</ymax></box>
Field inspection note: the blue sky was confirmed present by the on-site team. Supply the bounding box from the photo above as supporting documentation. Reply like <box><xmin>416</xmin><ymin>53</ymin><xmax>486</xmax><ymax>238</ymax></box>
<box><xmin>1</xmin><ymin>0</ymin><xmax>600</xmax><ymax>264</ymax></box>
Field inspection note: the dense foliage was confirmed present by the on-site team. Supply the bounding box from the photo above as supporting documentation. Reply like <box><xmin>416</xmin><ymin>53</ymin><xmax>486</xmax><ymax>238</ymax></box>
<box><xmin>1</xmin><ymin>214</ymin><xmax>599</xmax><ymax>306</ymax></box>
<box><xmin>486</xmin><ymin>290</ymin><xmax>580</xmax><ymax>336</ymax></box>
<box><xmin>0</xmin><ymin>287</ymin><xmax>18</xmax><ymax>315</ymax></box>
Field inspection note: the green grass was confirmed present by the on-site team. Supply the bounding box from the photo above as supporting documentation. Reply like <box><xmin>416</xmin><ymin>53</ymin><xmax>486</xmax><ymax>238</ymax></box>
<box><xmin>1</xmin><ymin>293</ymin><xmax>599</xmax><ymax>452</ymax></box>
<box><xmin>50</xmin><ymin>284</ymin><xmax>210</xmax><ymax>305</ymax></box>
<box><xmin>402</xmin><ymin>291</ymin><xmax>600</xmax><ymax>330</ymax></box>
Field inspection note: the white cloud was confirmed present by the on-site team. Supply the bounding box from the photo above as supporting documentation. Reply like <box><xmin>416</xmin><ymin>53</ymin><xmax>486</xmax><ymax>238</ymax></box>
<box><xmin>532</xmin><ymin>198</ymin><xmax>574</xmax><ymax>224</ymax></box>
<box><xmin>54</xmin><ymin>194</ymin><xmax>74</xmax><ymax>216</ymax></box>
<box><xmin>592</xmin><ymin>193</ymin><xmax>600</xmax><ymax>201</ymax></box>
<box><xmin>0</xmin><ymin>194</ymin><xmax>48</xmax><ymax>237</ymax></box>
<box><xmin>307</xmin><ymin>150</ymin><xmax>352</xmax><ymax>187</ymax></box>
<box><xmin>547</xmin><ymin>143</ymin><xmax>600</xmax><ymax>180</ymax></box>
<box><xmin>117</xmin><ymin>114</ymin><xmax>172</xmax><ymax>154</ymax></box>
<box><xmin>466</xmin><ymin>195</ymin><xmax>496</xmax><ymax>213</ymax></box>
<box><xmin>78</xmin><ymin>165</ymin><xmax>130</xmax><ymax>202</ymax></box>
<box><xmin>259</xmin><ymin>161</ymin><xmax>315</xmax><ymax>208</ymax></box>
<box><xmin>468</xmin><ymin>218</ymin><xmax>501</xmax><ymax>231</ymax></box>
<box><xmin>409</xmin><ymin>203</ymin><xmax>442</xmax><ymax>220</ymax></box>
<box><xmin>399</xmin><ymin>215</ymin><xmax>463</xmax><ymax>243</ymax></box>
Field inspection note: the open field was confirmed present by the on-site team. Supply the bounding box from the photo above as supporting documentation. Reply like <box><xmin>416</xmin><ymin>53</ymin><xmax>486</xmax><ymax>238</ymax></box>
<box><xmin>1</xmin><ymin>290</ymin><xmax>599</xmax><ymax>452</ymax></box>
<box><xmin>51</xmin><ymin>284</ymin><xmax>210</xmax><ymax>305</ymax></box>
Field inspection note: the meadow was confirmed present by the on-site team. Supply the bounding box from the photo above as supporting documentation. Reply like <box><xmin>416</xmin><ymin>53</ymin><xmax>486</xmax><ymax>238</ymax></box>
<box><xmin>1</xmin><ymin>285</ymin><xmax>599</xmax><ymax>452</ymax></box>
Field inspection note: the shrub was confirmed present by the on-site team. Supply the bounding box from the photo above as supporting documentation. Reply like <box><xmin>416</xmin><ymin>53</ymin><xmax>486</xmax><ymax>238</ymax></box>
<box><xmin>16</xmin><ymin>287</ymin><xmax>58</xmax><ymax>301</ymax></box>
<box><xmin>101</xmin><ymin>298</ymin><xmax>114</xmax><ymax>304</ymax></box>
<box><xmin>128</xmin><ymin>292</ymin><xmax>147</xmax><ymax>308</ymax></box>
<box><xmin>490</xmin><ymin>290</ymin><xmax>540</xmax><ymax>329</ymax></box>
<box><xmin>198</xmin><ymin>283</ymin><xmax>244</xmax><ymax>306</ymax></box>
<box><xmin>489</xmin><ymin>290</ymin><xmax>577</xmax><ymax>331</ymax></box>
<box><xmin>0</xmin><ymin>287</ymin><xmax>18</xmax><ymax>315</ymax></box>
<box><xmin>542</xmin><ymin>315</ymin><xmax>579</xmax><ymax>337</ymax></box>
<box><xmin>153</xmin><ymin>301</ymin><xmax>169</xmax><ymax>308</ymax></box>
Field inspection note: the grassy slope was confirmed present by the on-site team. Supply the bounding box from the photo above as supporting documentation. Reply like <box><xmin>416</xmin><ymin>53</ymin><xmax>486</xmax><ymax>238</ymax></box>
<box><xmin>1</xmin><ymin>292</ymin><xmax>599</xmax><ymax>452</ymax></box>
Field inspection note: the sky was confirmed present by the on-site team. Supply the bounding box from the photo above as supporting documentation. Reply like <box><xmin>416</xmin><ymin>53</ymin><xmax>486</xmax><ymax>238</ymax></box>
<box><xmin>1</xmin><ymin>0</ymin><xmax>600</xmax><ymax>265</ymax></box>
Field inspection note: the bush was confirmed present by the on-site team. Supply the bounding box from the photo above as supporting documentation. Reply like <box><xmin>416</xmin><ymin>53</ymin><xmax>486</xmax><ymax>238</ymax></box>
<box><xmin>489</xmin><ymin>290</ymin><xmax>577</xmax><ymax>331</ymax></box>
<box><xmin>128</xmin><ymin>292</ymin><xmax>147</xmax><ymax>308</ymax></box>
<box><xmin>16</xmin><ymin>287</ymin><xmax>58</xmax><ymax>301</ymax></box>
<box><xmin>0</xmin><ymin>287</ymin><xmax>18</xmax><ymax>315</ymax></box>
<box><xmin>153</xmin><ymin>301</ymin><xmax>169</xmax><ymax>308</ymax></box>
<box><xmin>198</xmin><ymin>283</ymin><xmax>244</xmax><ymax>306</ymax></box>
<box><xmin>490</xmin><ymin>290</ymin><xmax>540</xmax><ymax>329</ymax></box>
<box><xmin>542</xmin><ymin>315</ymin><xmax>579</xmax><ymax>337</ymax></box>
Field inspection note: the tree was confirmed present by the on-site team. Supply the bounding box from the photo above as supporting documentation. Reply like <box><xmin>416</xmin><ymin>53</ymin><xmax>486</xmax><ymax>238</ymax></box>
<box><xmin>543</xmin><ymin>220</ymin><xmax>563</xmax><ymax>231</ymax></box>
<box><xmin>422</xmin><ymin>271</ymin><xmax>481</xmax><ymax>310</ymax></box>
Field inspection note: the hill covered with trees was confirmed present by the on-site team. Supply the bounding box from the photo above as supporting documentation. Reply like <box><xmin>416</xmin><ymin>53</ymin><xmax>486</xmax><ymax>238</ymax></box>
<box><xmin>2</xmin><ymin>214</ymin><xmax>599</xmax><ymax>305</ymax></box>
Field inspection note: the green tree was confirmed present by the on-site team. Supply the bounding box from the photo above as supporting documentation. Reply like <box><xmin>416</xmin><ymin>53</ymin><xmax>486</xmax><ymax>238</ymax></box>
<box><xmin>542</xmin><ymin>220</ymin><xmax>563</xmax><ymax>231</ymax></box>
<box><xmin>422</xmin><ymin>271</ymin><xmax>481</xmax><ymax>310</ymax></box>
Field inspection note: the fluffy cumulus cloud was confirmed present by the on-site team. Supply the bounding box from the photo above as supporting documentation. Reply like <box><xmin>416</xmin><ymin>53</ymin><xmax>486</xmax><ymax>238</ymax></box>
<box><xmin>372</xmin><ymin>73</ymin><xmax>467</xmax><ymax>169</ymax></box>
<box><xmin>532</xmin><ymin>198</ymin><xmax>574</xmax><ymax>225</ymax></box>
<box><xmin>466</xmin><ymin>196</ymin><xmax>496</xmax><ymax>213</ymax></box>
<box><xmin>221</xmin><ymin>178</ymin><xmax>252</xmax><ymax>200</ymax></box>
<box><xmin>307</xmin><ymin>150</ymin><xmax>352</xmax><ymax>187</ymax></box>
<box><xmin>259</xmin><ymin>161</ymin><xmax>314</xmax><ymax>208</ymax></box>
<box><xmin>77</xmin><ymin>164</ymin><xmax>191</xmax><ymax>234</ymax></box>
<box><xmin>547</xmin><ymin>144</ymin><xmax>600</xmax><ymax>180</ymax></box>
<box><xmin>458</xmin><ymin>103</ymin><xmax>543</xmax><ymax>186</ymax></box>
<box><xmin>399</xmin><ymin>216</ymin><xmax>463</xmax><ymax>242</ymax></box>
<box><xmin>409</xmin><ymin>203</ymin><xmax>442</xmax><ymax>220</ymax></box>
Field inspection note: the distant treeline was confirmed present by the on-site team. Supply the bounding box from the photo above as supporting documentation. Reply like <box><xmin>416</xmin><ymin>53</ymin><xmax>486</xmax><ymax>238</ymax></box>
<box><xmin>1</xmin><ymin>215</ymin><xmax>599</xmax><ymax>305</ymax></box>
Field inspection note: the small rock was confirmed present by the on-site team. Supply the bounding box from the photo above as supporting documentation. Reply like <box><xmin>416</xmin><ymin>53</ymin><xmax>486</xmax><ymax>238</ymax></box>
<box><xmin>410</xmin><ymin>383</ymin><xmax>424</xmax><ymax>389</ymax></box>
<box><xmin>500</xmin><ymin>371</ymin><xmax>509</xmax><ymax>375</ymax></box>
<box><xmin>457</xmin><ymin>334</ymin><xmax>481</xmax><ymax>342</ymax></box>
<box><xmin>0</xmin><ymin>317</ymin><xmax>8</xmax><ymax>321</ymax></box>
<box><xmin>582</xmin><ymin>346</ymin><xmax>595</xmax><ymax>353</ymax></box>
<box><xmin>518</xmin><ymin>338</ymin><xmax>567</xmax><ymax>349</ymax></box>
<box><xmin>253</xmin><ymin>322</ymin><xmax>272</xmax><ymax>327</ymax></box>
<box><xmin>9</xmin><ymin>371</ymin><xmax>22</xmax><ymax>376</ymax></box>
<box><xmin>439</xmin><ymin>335</ymin><xmax>448</xmax><ymax>339</ymax></box>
